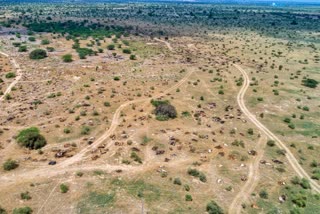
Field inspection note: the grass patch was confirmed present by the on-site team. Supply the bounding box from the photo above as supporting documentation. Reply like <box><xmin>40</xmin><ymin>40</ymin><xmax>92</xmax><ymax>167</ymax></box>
<box><xmin>77</xmin><ymin>192</ymin><xmax>115</xmax><ymax>214</ymax></box>
<box><xmin>111</xmin><ymin>179</ymin><xmax>160</xmax><ymax>203</ymax></box>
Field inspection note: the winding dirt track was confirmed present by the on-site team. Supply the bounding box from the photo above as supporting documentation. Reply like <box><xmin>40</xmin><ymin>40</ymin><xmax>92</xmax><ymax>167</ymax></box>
<box><xmin>59</xmin><ymin>69</ymin><xmax>194</xmax><ymax>168</ymax></box>
<box><xmin>233</xmin><ymin>64</ymin><xmax>320</xmax><ymax>194</ymax></box>
<box><xmin>0</xmin><ymin>65</ymin><xmax>194</xmax><ymax>185</ymax></box>
<box><xmin>154</xmin><ymin>38</ymin><xmax>173</xmax><ymax>52</ymax></box>
<box><xmin>228</xmin><ymin>135</ymin><xmax>267</xmax><ymax>214</ymax></box>
<box><xmin>0</xmin><ymin>52</ymin><xmax>22</xmax><ymax>102</ymax></box>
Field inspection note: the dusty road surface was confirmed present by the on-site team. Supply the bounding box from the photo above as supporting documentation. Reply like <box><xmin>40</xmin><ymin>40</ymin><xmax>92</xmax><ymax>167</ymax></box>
<box><xmin>234</xmin><ymin>64</ymin><xmax>320</xmax><ymax>194</ymax></box>
<box><xmin>228</xmin><ymin>135</ymin><xmax>267</xmax><ymax>214</ymax></box>
<box><xmin>0</xmin><ymin>51</ymin><xmax>22</xmax><ymax>102</ymax></box>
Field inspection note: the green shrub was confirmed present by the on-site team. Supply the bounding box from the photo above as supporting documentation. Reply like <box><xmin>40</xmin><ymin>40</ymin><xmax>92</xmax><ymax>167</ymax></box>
<box><xmin>104</xmin><ymin>101</ymin><xmax>111</xmax><ymax>107</ymax></box>
<box><xmin>62</xmin><ymin>54</ymin><xmax>73</xmax><ymax>62</ymax></box>
<box><xmin>302</xmin><ymin>78</ymin><xmax>318</xmax><ymax>88</ymax></box>
<box><xmin>3</xmin><ymin>159</ymin><xmax>19</xmax><ymax>171</ymax></box>
<box><xmin>259</xmin><ymin>190</ymin><xmax>268</xmax><ymax>199</ymax></box>
<box><xmin>107</xmin><ymin>44</ymin><xmax>115</xmax><ymax>50</ymax></box>
<box><xmin>5</xmin><ymin>72</ymin><xmax>16</xmax><ymax>78</ymax></box>
<box><xmin>46</xmin><ymin>47</ymin><xmax>55</xmax><ymax>52</ymax></box>
<box><xmin>267</xmin><ymin>140</ymin><xmax>275</xmax><ymax>147</ymax></box>
<box><xmin>130</xmin><ymin>152</ymin><xmax>142</xmax><ymax>163</ymax></box>
<box><xmin>300</xmin><ymin>178</ymin><xmax>311</xmax><ymax>189</ymax></box>
<box><xmin>185</xmin><ymin>194</ymin><xmax>193</xmax><ymax>201</ymax></box>
<box><xmin>187</xmin><ymin>168</ymin><xmax>207</xmax><ymax>182</ymax></box>
<box><xmin>60</xmin><ymin>184</ymin><xmax>69</xmax><ymax>193</ymax></box>
<box><xmin>20</xmin><ymin>192</ymin><xmax>31</xmax><ymax>200</ymax></box>
<box><xmin>155</xmin><ymin>104</ymin><xmax>177</xmax><ymax>120</ymax></box>
<box><xmin>80</xmin><ymin>126</ymin><xmax>90</xmax><ymax>135</ymax></box>
<box><xmin>29</xmin><ymin>49</ymin><xmax>47</xmax><ymax>60</ymax></box>
<box><xmin>0</xmin><ymin>206</ymin><xmax>6</xmax><ymax>214</ymax></box>
<box><xmin>173</xmin><ymin>178</ymin><xmax>182</xmax><ymax>185</ymax></box>
<box><xmin>291</xmin><ymin>193</ymin><xmax>307</xmax><ymax>207</ymax></box>
<box><xmin>13</xmin><ymin>206</ymin><xmax>33</xmax><ymax>214</ymax></box>
<box><xmin>206</xmin><ymin>200</ymin><xmax>224</xmax><ymax>214</ymax></box>
<box><xmin>247</xmin><ymin>128</ymin><xmax>254</xmax><ymax>135</ymax></box>
<box><xmin>123</xmin><ymin>48</ymin><xmax>131</xmax><ymax>54</ymax></box>
<box><xmin>302</xmin><ymin>106</ymin><xmax>309</xmax><ymax>111</ymax></box>
<box><xmin>283</xmin><ymin>118</ymin><xmax>291</xmax><ymax>123</ymax></box>
<box><xmin>130</xmin><ymin>54</ymin><xmax>136</xmax><ymax>60</ymax></box>
<box><xmin>184</xmin><ymin>184</ymin><xmax>190</xmax><ymax>191</ymax></box>
<box><xmin>16</xmin><ymin>127</ymin><xmax>46</xmax><ymax>150</ymax></box>
<box><xmin>18</xmin><ymin>46</ymin><xmax>27</xmax><ymax>52</ymax></box>
<box><xmin>41</xmin><ymin>39</ymin><xmax>50</xmax><ymax>45</ymax></box>
<box><xmin>150</xmin><ymin>99</ymin><xmax>169</xmax><ymax>107</ymax></box>
<box><xmin>28</xmin><ymin>37</ymin><xmax>36</xmax><ymax>42</ymax></box>
<box><xmin>288</xmin><ymin>124</ymin><xmax>295</xmax><ymax>129</ymax></box>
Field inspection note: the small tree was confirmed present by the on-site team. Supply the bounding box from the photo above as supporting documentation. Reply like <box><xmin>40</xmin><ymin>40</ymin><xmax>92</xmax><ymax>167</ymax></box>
<box><xmin>302</xmin><ymin>78</ymin><xmax>318</xmax><ymax>88</ymax></box>
<box><xmin>16</xmin><ymin>127</ymin><xmax>47</xmax><ymax>150</ymax></box>
<box><xmin>206</xmin><ymin>200</ymin><xmax>224</xmax><ymax>214</ymax></box>
<box><xmin>29</xmin><ymin>49</ymin><xmax>47</xmax><ymax>60</ymax></box>
<box><xmin>155</xmin><ymin>104</ymin><xmax>177</xmax><ymax>120</ymax></box>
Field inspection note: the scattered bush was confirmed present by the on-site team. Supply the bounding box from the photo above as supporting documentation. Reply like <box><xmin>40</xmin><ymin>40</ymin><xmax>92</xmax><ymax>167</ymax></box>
<box><xmin>185</xmin><ymin>194</ymin><xmax>193</xmax><ymax>201</ymax></box>
<box><xmin>155</xmin><ymin>103</ymin><xmax>177</xmax><ymax>121</ymax></box>
<box><xmin>122</xmin><ymin>48</ymin><xmax>131</xmax><ymax>54</ymax></box>
<box><xmin>206</xmin><ymin>200</ymin><xmax>224</xmax><ymax>214</ymax></box>
<box><xmin>0</xmin><ymin>206</ymin><xmax>6</xmax><ymax>214</ymax></box>
<box><xmin>20</xmin><ymin>192</ymin><xmax>31</xmax><ymax>200</ymax></box>
<box><xmin>187</xmin><ymin>168</ymin><xmax>207</xmax><ymax>182</ymax></box>
<box><xmin>80</xmin><ymin>126</ymin><xmax>90</xmax><ymax>135</ymax></box>
<box><xmin>259</xmin><ymin>190</ymin><xmax>268</xmax><ymax>199</ymax></box>
<box><xmin>5</xmin><ymin>72</ymin><xmax>16</xmax><ymax>78</ymax></box>
<box><xmin>130</xmin><ymin>54</ymin><xmax>136</xmax><ymax>60</ymax></box>
<box><xmin>247</xmin><ymin>128</ymin><xmax>254</xmax><ymax>135</ymax></box>
<box><xmin>173</xmin><ymin>178</ymin><xmax>182</xmax><ymax>185</ymax></box>
<box><xmin>16</xmin><ymin>127</ymin><xmax>47</xmax><ymax>150</ymax></box>
<box><xmin>62</xmin><ymin>54</ymin><xmax>73</xmax><ymax>62</ymax></box>
<box><xmin>302</xmin><ymin>78</ymin><xmax>318</xmax><ymax>88</ymax></box>
<box><xmin>300</xmin><ymin>178</ymin><xmax>311</xmax><ymax>189</ymax></box>
<box><xmin>60</xmin><ymin>184</ymin><xmax>69</xmax><ymax>193</ymax></box>
<box><xmin>18</xmin><ymin>46</ymin><xmax>27</xmax><ymax>52</ymax></box>
<box><xmin>3</xmin><ymin>159</ymin><xmax>19</xmax><ymax>171</ymax></box>
<box><xmin>267</xmin><ymin>140</ymin><xmax>275</xmax><ymax>147</ymax></box>
<box><xmin>41</xmin><ymin>39</ymin><xmax>50</xmax><ymax>45</ymax></box>
<box><xmin>29</xmin><ymin>49</ymin><xmax>47</xmax><ymax>60</ymax></box>
<box><xmin>130</xmin><ymin>152</ymin><xmax>142</xmax><ymax>163</ymax></box>
<box><xmin>13</xmin><ymin>207</ymin><xmax>33</xmax><ymax>214</ymax></box>
<box><xmin>107</xmin><ymin>44</ymin><xmax>115</xmax><ymax>50</ymax></box>
<box><xmin>28</xmin><ymin>37</ymin><xmax>36</xmax><ymax>42</ymax></box>
<box><xmin>104</xmin><ymin>101</ymin><xmax>111</xmax><ymax>107</ymax></box>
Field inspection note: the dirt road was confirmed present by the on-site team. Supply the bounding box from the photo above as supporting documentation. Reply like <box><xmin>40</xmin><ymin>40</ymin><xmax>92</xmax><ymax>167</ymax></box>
<box><xmin>234</xmin><ymin>64</ymin><xmax>320</xmax><ymax>194</ymax></box>
<box><xmin>228</xmin><ymin>135</ymin><xmax>267</xmax><ymax>214</ymax></box>
<box><xmin>154</xmin><ymin>38</ymin><xmax>173</xmax><ymax>51</ymax></box>
<box><xmin>0</xmin><ymin>51</ymin><xmax>22</xmax><ymax>102</ymax></box>
<box><xmin>59</xmin><ymin>69</ymin><xmax>194</xmax><ymax>167</ymax></box>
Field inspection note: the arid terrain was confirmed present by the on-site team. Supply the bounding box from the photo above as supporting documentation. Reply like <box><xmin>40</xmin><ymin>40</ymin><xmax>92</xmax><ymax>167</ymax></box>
<box><xmin>0</xmin><ymin>1</ymin><xmax>319</xmax><ymax>214</ymax></box>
